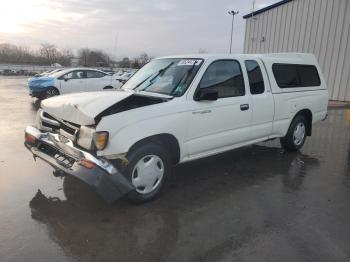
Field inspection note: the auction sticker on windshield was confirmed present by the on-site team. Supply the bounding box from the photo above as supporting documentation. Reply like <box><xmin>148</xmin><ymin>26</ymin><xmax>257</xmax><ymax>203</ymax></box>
<box><xmin>177</xmin><ymin>60</ymin><xmax>202</xmax><ymax>66</ymax></box>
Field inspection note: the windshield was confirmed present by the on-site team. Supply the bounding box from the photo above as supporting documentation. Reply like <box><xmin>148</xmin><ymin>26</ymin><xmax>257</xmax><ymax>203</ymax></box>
<box><xmin>51</xmin><ymin>69</ymin><xmax>72</xmax><ymax>78</ymax></box>
<box><xmin>122</xmin><ymin>58</ymin><xmax>203</xmax><ymax>96</ymax></box>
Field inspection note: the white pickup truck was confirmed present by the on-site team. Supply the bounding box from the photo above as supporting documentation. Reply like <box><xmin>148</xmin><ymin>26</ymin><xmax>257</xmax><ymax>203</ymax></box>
<box><xmin>24</xmin><ymin>53</ymin><xmax>328</xmax><ymax>203</ymax></box>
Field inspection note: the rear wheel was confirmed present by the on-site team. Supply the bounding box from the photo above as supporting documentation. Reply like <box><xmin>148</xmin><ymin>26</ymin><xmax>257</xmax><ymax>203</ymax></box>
<box><xmin>280</xmin><ymin>115</ymin><xmax>307</xmax><ymax>151</ymax></box>
<box><xmin>45</xmin><ymin>87</ymin><xmax>59</xmax><ymax>99</ymax></box>
<box><xmin>124</xmin><ymin>143</ymin><xmax>171</xmax><ymax>203</ymax></box>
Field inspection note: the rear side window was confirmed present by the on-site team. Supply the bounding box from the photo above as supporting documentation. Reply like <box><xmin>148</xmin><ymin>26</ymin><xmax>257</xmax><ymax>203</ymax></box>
<box><xmin>199</xmin><ymin>60</ymin><xmax>245</xmax><ymax>98</ymax></box>
<box><xmin>86</xmin><ymin>70</ymin><xmax>106</xmax><ymax>78</ymax></box>
<box><xmin>272</xmin><ymin>64</ymin><xmax>321</xmax><ymax>88</ymax></box>
<box><xmin>245</xmin><ymin>60</ymin><xmax>265</xmax><ymax>94</ymax></box>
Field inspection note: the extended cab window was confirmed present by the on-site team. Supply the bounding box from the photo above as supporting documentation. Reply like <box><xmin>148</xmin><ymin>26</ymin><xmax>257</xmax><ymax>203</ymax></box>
<box><xmin>245</xmin><ymin>60</ymin><xmax>265</xmax><ymax>94</ymax></box>
<box><xmin>272</xmin><ymin>64</ymin><xmax>321</xmax><ymax>88</ymax></box>
<box><xmin>199</xmin><ymin>60</ymin><xmax>245</xmax><ymax>98</ymax></box>
<box><xmin>86</xmin><ymin>70</ymin><xmax>105</xmax><ymax>78</ymax></box>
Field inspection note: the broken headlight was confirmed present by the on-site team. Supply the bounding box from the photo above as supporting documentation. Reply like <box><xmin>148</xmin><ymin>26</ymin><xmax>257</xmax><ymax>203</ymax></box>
<box><xmin>78</xmin><ymin>127</ymin><xmax>109</xmax><ymax>151</ymax></box>
<box><xmin>77</xmin><ymin>126</ymin><xmax>95</xmax><ymax>150</ymax></box>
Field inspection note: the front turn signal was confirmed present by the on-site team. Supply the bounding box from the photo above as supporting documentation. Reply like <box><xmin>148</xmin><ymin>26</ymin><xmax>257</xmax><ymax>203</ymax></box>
<box><xmin>93</xmin><ymin>131</ymin><xmax>109</xmax><ymax>150</ymax></box>
<box><xmin>25</xmin><ymin>133</ymin><xmax>37</xmax><ymax>145</ymax></box>
<box><xmin>77</xmin><ymin>159</ymin><xmax>96</xmax><ymax>169</ymax></box>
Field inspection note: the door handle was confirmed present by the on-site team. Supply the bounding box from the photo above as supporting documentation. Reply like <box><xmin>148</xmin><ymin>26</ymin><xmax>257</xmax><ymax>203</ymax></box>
<box><xmin>240</xmin><ymin>104</ymin><xmax>249</xmax><ymax>111</ymax></box>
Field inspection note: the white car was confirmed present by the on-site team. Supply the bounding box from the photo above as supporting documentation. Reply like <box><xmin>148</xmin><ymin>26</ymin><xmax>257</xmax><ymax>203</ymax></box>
<box><xmin>34</xmin><ymin>68</ymin><xmax>64</xmax><ymax>78</ymax></box>
<box><xmin>25</xmin><ymin>53</ymin><xmax>328</xmax><ymax>203</ymax></box>
<box><xmin>28</xmin><ymin>68</ymin><xmax>122</xmax><ymax>99</ymax></box>
<box><xmin>115</xmin><ymin>70</ymin><xmax>137</xmax><ymax>84</ymax></box>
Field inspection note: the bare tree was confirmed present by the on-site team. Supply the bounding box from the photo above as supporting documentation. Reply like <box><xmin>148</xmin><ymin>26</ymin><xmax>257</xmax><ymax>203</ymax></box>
<box><xmin>119</xmin><ymin>57</ymin><xmax>131</xmax><ymax>68</ymax></box>
<box><xmin>78</xmin><ymin>48</ymin><xmax>111</xmax><ymax>67</ymax></box>
<box><xmin>58</xmin><ymin>49</ymin><xmax>74</xmax><ymax>66</ymax></box>
<box><xmin>40</xmin><ymin>43</ymin><xmax>59</xmax><ymax>65</ymax></box>
<box><xmin>138</xmin><ymin>52</ymin><xmax>151</xmax><ymax>66</ymax></box>
<box><xmin>131</xmin><ymin>58</ymin><xmax>140</xmax><ymax>69</ymax></box>
<box><xmin>78</xmin><ymin>48</ymin><xmax>88</xmax><ymax>66</ymax></box>
<box><xmin>0</xmin><ymin>42</ymin><xmax>102</xmax><ymax>67</ymax></box>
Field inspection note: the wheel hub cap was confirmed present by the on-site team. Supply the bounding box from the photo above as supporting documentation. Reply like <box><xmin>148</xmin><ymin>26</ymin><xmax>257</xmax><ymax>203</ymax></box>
<box><xmin>131</xmin><ymin>155</ymin><xmax>164</xmax><ymax>194</ymax></box>
<box><xmin>293</xmin><ymin>122</ymin><xmax>306</xmax><ymax>146</ymax></box>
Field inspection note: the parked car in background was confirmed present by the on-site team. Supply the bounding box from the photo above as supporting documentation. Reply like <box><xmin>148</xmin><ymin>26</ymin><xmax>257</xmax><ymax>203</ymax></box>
<box><xmin>24</xmin><ymin>53</ymin><xmax>328</xmax><ymax>203</ymax></box>
<box><xmin>28</xmin><ymin>68</ymin><xmax>123</xmax><ymax>99</ymax></box>
<box><xmin>101</xmin><ymin>69</ymin><xmax>116</xmax><ymax>75</ymax></box>
<box><xmin>2</xmin><ymin>69</ymin><xmax>17</xmax><ymax>75</ymax></box>
<box><xmin>34</xmin><ymin>68</ymin><xmax>64</xmax><ymax>78</ymax></box>
<box><xmin>115</xmin><ymin>70</ymin><xmax>137</xmax><ymax>84</ymax></box>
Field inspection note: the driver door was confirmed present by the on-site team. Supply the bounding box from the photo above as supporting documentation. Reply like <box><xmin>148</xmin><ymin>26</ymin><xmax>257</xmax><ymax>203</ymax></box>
<box><xmin>185</xmin><ymin>59</ymin><xmax>252</xmax><ymax>158</ymax></box>
<box><xmin>59</xmin><ymin>70</ymin><xmax>86</xmax><ymax>94</ymax></box>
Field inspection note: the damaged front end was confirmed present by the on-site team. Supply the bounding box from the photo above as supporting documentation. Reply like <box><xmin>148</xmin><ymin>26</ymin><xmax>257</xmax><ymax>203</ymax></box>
<box><xmin>24</xmin><ymin>123</ymin><xmax>134</xmax><ymax>203</ymax></box>
<box><xmin>25</xmin><ymin>90</ymin><xmax>173</xmax><ymax>202</ymax></box>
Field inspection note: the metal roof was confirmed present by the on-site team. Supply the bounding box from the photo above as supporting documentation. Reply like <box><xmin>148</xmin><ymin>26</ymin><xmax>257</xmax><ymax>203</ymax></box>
<box><xmin>243</xmin><ymin>0</ymin><xmax>293</xmax><ymax>19</ymax></box>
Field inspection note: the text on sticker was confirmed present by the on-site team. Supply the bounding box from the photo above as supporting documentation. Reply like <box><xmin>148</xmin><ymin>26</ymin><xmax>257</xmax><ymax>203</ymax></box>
<box><xmin>177</xmin><ymin>60</ymin><xmax>202</xmax><ymax>66</ymax></box>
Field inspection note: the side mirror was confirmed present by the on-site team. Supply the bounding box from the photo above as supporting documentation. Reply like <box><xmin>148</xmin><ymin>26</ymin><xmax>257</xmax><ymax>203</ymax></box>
<box><xmin>63</xmin><ymin>75</ymin><xmax>69</xmax><ymax>81</ymax></box>
<box><xmin>117</xmin><ymin>79</ymin><xmax>126</xmax><ymax>84</ymax></box>
<box><xmin>194</xmin><ymin>88</ymin><xmax>218</xmax><ymax>101</ymax></box>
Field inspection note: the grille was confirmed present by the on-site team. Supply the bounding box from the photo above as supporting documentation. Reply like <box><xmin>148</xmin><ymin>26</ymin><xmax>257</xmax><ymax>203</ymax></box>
<box><xmin>43</xmin><ymin>112</ymin><xmax>56</xmax><ymax>120</ymax></box>
<box><xmin>38</xmin><ymin>143</ymin><xmax>75</xmax><ymax>169</ymax></box>
<box><xmin>41</xmin><ymin>121</ymin><xmax>58</xmax><ymax>129</ymax></box>
<box><xmin>40</xmin><ymin>111</ymin><xmax>80</xmax><ymax>141</ymax></box>
<box><xmin>60</xmin><ymin>121</ymin><xmax>78</xmax><ymax>135</ymax></box>
<box><xmin>54</xmin><ymin>152</ymin><xmax>75</xmax><ymax>168</ymax></box>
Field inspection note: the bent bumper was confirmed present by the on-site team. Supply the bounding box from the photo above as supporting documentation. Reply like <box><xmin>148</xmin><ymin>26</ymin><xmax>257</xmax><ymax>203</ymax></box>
<box><xmin>24</xmin><ymin>126</ymin><xmax>134</xmax><ymax>203</ymax></box>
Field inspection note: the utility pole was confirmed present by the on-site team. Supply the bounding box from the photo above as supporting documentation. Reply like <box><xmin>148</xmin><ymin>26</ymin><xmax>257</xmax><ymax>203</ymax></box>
<box><xmin>228</xmin><ymin>10</ymin><xmax>239</xmax><ymax>54</ymax></box>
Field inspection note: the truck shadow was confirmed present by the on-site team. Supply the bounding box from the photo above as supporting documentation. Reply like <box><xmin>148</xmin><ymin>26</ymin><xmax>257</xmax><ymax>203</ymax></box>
<box><xmin>29</xmin><ymin>144</ymin><xmax>320</xmax><ymax>262</ymax></box>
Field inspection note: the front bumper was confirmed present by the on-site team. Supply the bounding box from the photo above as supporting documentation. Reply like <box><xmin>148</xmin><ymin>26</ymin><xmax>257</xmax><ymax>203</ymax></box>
<box><xmin>29</xmin><ymin>89</ymin><xmax>48</xmax><ymax>99</ymax></box>
<box><xmin>24</xmin><ymin>126</ymin><xmax>134</xmax><ymax>203</ymax></box>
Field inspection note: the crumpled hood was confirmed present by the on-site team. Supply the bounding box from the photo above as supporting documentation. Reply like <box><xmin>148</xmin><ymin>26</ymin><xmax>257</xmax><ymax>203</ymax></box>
<box><xmin>28</xmin><ymin>76</ymin><xmax>53</xmax><ymax>84</ymax></box>
<box><xmin>41</xmin><ymin>90</ymin><xmax>134</xmax><ymax>125</ymax></box>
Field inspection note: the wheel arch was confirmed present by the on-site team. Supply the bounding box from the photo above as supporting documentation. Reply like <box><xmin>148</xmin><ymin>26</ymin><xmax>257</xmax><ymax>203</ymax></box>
<box><xmin>293</xmin><ymin>109</ymin><xmax>313</xmax><ymax>136</ymax></box>
<box><xmin>47</xmin><ymin>86</ymin><xmax>60</xmax><ymax>94</ymax></box>
<box><xmin>128</xmin><ymin>133</ymin><xmax>181</xmax><ymax>165</ymax></box>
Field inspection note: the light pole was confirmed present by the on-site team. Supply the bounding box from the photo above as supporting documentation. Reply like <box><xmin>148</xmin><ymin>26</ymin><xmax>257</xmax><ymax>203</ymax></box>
<box><xmin>228</xmin><ymin>10</ymin><xmax>239</xmax><ymax>54</ymax></box>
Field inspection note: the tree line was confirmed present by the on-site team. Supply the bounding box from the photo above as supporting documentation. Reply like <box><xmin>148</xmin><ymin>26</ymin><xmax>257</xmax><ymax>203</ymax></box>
<box><xmin>0</xmin><ymin>42</ymin><xmax>151</xmax><ymax>68</ymax></box>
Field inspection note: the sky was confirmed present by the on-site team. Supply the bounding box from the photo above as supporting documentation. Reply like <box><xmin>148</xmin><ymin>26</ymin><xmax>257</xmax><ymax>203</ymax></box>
<box><xmin>0</xmin><ymin>0</ymin><xmax>277</xmax><ymax>59</ymax></box>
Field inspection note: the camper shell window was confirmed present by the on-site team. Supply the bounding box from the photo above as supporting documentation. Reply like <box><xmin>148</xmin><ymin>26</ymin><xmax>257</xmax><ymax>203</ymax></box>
<box><xmin>272</xmin><ymin>64</ymin><xmax>321</xmax><ymax>88</ymax></box>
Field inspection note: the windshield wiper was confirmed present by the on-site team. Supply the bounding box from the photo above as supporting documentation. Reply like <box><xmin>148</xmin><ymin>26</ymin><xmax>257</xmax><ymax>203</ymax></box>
<box><xmin>139</xmin><ymin>62</ymin><xmax>175</xmax><ymax>91</ymax></box>
<box><xmin>170</xmin><ymin>63</ymin><xmax>197</xmax><ymax>96</ymax></box>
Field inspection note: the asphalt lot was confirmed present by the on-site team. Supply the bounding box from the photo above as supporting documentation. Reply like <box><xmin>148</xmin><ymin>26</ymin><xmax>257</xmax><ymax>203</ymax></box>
<box><xmin>0</xmin><ymin>76</ymin><xmax>350</xmax><ymax>262</ymax></box>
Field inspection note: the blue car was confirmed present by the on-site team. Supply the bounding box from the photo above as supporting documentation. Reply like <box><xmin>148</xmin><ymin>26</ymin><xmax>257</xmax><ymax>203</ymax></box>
<box><xmin>28</xmin><ymin>68</ymin><xmax>121</xmax><ymax>100</ymax></box>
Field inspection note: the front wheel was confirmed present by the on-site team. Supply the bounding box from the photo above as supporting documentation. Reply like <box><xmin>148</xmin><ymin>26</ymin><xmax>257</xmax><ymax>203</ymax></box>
<box><xmin>280</xmin><ymin>115</ymin><xmax>307</xmax><ymax>151</ymax></box>
<box><xmin>124</xmin><ymin>143</ymin><xmax>171</xmax><ymax>203</ymax></box>
<box><xmin>45</xmin><ymin>87</ymin><xmax>59</xmax><ymax>99</ymax></box>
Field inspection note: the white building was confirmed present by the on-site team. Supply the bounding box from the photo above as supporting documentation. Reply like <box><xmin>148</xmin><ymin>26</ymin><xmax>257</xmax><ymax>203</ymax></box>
<box><xmin>243</xmin><ymin>0</ymin><xmax>350</xmax><ymax>102</ymax></box>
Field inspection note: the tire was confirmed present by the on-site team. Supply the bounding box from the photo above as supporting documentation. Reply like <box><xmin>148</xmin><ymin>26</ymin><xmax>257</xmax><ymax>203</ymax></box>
<box><xmin>280</xmin><ymin>115</ymin><xmax>307</xmax><ymax>151</ymax></box>
<box><xmin>45</xmin><ymin>87</ymin><xmax>59</xmax><ymax>99</ymax></box>
<box><xmin>124</xmin><ymin>143</ymin><xmax>171</xmax><ymax>203</ymax></box>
